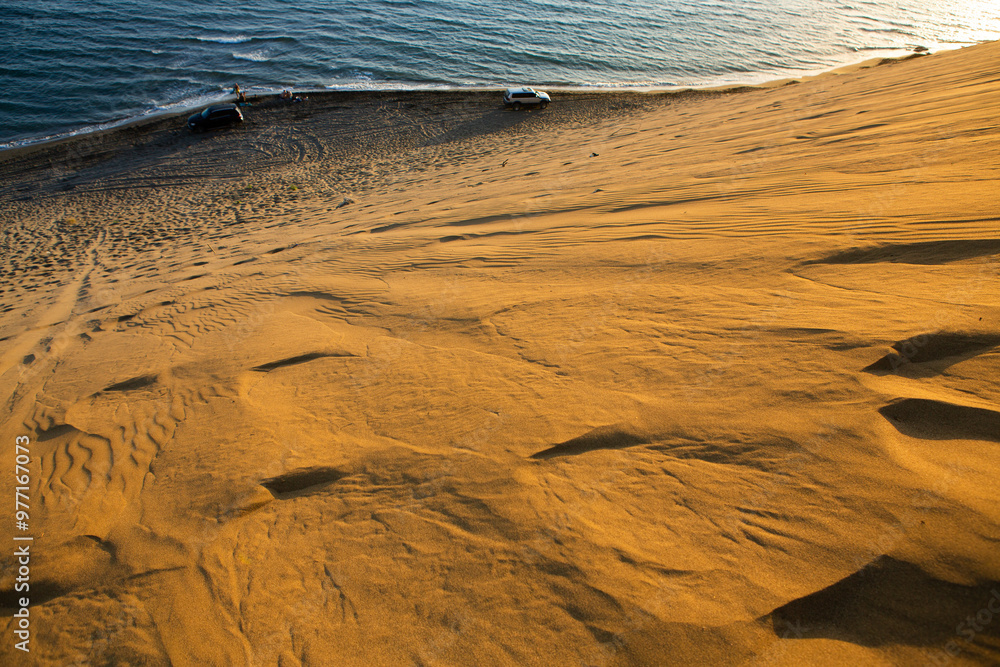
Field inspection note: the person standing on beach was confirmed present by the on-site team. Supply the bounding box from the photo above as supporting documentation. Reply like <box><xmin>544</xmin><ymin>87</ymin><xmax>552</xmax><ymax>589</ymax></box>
<box><xmin>233</xmin><ymin>83</ymin><xmax>247</xmax><ymax>105</ymax></box>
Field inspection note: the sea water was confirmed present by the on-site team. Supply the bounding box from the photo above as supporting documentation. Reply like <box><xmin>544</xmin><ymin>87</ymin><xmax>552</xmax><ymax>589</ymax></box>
<box><xmin>1</xmin><ymin>0</ymin><xmax>999</xmax><ymax>148</ymax></box>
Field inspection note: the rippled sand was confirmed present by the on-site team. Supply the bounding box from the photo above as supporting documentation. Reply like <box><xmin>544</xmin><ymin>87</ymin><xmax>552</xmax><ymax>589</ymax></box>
<box><xmin>1</xmin><ymin>43</ymin><xmax>999</xmax><ymax>666</ymax></box>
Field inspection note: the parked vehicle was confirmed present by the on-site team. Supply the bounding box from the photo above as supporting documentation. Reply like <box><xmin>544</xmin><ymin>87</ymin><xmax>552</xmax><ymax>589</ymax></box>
<box><xmin>188</xmin><ymin>104</ymin><xmax>244</xmax><ymax>132</ymax></box>
<box><xmin>503</xmin><ymin>87</ymin><xmax>550</xmax><ymax>110</ymax></box>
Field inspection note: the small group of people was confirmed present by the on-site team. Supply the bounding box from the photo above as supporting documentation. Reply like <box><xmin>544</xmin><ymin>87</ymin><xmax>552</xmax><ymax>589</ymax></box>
<box><xmin>233</xmin><ymin>83</ymin><xmax>305</xmax><ymax>105</ymax></box>
<box><xmin>280</xmin><ymin>89</ymin><xmax>305</xmax><ymax>103</ymax></box>
<box><xmin>232</xmin><ymin>83</ymin><xmax>247</xmax><ymax>105</ymax></box>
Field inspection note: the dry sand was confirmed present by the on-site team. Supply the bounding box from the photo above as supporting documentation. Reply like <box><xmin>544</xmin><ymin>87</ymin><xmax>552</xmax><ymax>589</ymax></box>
<box><xmin>1</xmin><ymin>41</ymin><xmax>999</xmax><ymax>666</ymax></box>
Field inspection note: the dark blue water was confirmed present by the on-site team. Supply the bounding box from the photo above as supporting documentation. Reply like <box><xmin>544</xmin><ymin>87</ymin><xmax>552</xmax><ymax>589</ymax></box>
<box><xmin>1</xmin><ymin>0</ymin><xmax>998</xmax><ymax>148</ymax></box>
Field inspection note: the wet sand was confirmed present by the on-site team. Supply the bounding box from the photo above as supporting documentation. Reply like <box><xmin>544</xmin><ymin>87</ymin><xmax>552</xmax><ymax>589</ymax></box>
<box><xmin>1</xmin><ymin>42</ymin><xmax>999</xmax><ymax>666</ymax></box>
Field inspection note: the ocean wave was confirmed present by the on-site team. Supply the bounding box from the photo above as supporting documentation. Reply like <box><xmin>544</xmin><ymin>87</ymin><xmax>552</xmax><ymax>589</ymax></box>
<box><xmin>152</xmin><ymin>91</ymin><xmax>232</xmax><ymax>113</ymax></box>
<box><xmin>851</xmin><ymin>45</ymin><xmax>920</xmax><ymax>52</ymax></box>
<box><xmin>858</xmin><ymin>24</ymin><xmax>921</xmax><ymax>39</ymax></box>
<box><xmin>195</xmin><ymin>35</ymin><xmax>253</xmax><ymax>44</ymax></box>
<box><xmin>233</xmin><ymin>50</ymin><xmax>270</xmax><ymax>62</ymax></box>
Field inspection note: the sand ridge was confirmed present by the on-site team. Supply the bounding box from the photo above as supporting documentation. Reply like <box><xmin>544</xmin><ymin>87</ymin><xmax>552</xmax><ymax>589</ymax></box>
<box><xmin>1</xmin><ymin>42</ymin><xmax>999</xmax><ymax>665</ymax></box>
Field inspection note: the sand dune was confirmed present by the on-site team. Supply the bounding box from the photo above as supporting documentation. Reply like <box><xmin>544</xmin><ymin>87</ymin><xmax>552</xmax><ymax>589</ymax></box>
<box><xmin>2</xmin><ymin>42</ymin><xmax>999</xmax><ymax>665</ymax></box>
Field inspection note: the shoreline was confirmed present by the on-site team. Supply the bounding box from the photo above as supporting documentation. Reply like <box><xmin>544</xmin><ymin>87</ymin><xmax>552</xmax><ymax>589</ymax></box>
<box><xmin>0</xmin><ymin>44</ymin><xmax>942</xmax><ymax>157</ymax></box>
<box><xmin>0</xmin><ymin>47</ymin><xmax>944</xmax><ymax>210</ymax></box>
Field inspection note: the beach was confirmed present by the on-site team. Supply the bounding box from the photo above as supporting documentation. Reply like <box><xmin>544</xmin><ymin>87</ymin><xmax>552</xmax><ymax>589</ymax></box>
<box><xmin>1</xmin><ymin>40</ymin><xmax>999</xmax><ymax>665</ymax></box>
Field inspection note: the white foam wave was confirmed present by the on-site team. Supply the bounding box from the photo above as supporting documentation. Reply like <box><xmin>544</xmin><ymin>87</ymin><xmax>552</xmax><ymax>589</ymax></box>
<box><xmin>233</xmin><ymin>50</ymin><xmax>270</xmax><ymax>62</ymax></box>
<box><xmin>196</xmin><ymin>35</ymin><xmax>252</xmax><ymax>44</ymax></box>
<box><xmin>153</xmin><ymin>91</ymin><xmax>231</xmax><ymax>113</ymax></box>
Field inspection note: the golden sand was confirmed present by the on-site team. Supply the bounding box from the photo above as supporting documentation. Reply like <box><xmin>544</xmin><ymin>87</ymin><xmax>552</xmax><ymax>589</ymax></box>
<box><xmin>1</xmin><ymin>41</ymin><xmax>999</xmax><ymax>665</ymax></box>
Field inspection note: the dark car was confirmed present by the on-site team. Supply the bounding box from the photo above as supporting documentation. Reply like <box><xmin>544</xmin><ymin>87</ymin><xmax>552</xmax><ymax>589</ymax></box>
<box><xmin>188</xmin><ymin>104</ymin><xmax>243</xmax><ymax>132</ymax></box>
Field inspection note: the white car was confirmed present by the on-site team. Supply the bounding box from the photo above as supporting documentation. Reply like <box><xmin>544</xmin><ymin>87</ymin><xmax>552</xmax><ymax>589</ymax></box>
<box><xmin>503</xmin><ymin>87</ymin><xmax>550</xmax><ymax>110</ymax></box>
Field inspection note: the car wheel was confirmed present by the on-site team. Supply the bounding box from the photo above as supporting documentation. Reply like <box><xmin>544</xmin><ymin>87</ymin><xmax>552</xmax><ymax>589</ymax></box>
<box><xmin>540</xmin><ymin>102</ymin><xmax>548</xmax><ymax>109</ymax></box>
<box><xmin>513</xmin><ymin>102</ymin><xmax>521</xmax><ymax>111</ymax></box>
